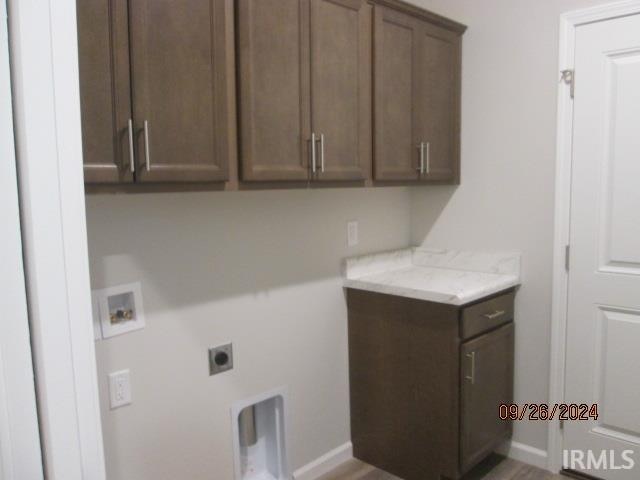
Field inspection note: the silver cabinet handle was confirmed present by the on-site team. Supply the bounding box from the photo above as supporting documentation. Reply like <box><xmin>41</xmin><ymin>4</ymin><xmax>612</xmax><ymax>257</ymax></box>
<box><xmin>143</xmin><ymin>120</ymin><xmax>151</xmax><ymax>171</ymax></box>
<box><xmin>465</xmin><ymin>352</ymin><xmax>476</xmax><ymax>385</ymax></box>
<box><xmin>318</xmin><ymin>133</ymin><xmax>325</xmax><ymax>173</ymax></box>
<box><xmin>127</xmin><ymin>119</ymin><xmax>135</xmax><ymax>173</ymax></box>
<box><xmin>425</xmin><ymin>141</ymin><xmax>430</xmax><ymax>175</ymax></box>
<box><xmin>310</xmin><ymin>132</ymin><xmax>317</xmax><ymax>173</ymax></box>
<box><xmin>482</xmin><ymin>310</ymin><xmax>506</xmax><ymax>320</ymax></box>
<box><xmin>416</xmin><ymin>142</ymin><xmax>425</xmax><ymax>174</ymax></box>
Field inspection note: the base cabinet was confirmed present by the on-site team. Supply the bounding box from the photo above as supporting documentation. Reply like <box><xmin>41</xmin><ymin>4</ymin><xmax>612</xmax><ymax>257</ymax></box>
<box><xmin>347</xmin><ymin>289</ymin><xmax>515</xmax><ymax>480</ymax></box>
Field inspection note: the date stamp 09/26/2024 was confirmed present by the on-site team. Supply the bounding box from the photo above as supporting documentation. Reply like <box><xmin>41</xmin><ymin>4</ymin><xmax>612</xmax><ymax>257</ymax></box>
<box><xmin>500</xmin><ymin>403</ymin><xmax>639</xmax><ymax>471</ymax></box>
<box><xmin>498</xmin><ymin>403</ymin><xmax>599</xmax><ymax>422</ymax></box>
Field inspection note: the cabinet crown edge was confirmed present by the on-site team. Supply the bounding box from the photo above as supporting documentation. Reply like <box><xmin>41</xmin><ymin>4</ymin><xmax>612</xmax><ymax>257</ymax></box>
<box><xmin>372</xmin><ymin>0</ymin><xmax>467</xmax><ymax>34</ymax></box>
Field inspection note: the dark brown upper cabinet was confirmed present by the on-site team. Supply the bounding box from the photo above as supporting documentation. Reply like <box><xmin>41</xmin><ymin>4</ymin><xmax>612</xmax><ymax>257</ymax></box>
<box><xmin>77</xmin><ymin>0</ymin><xmax>236</xmax><ymax>185</ymax></box>
<box><xmin>373</xmin><ymin>6</ymin><xmax>420</xmax><ymax>182</ymax></box>
<box><xmin>310</xmin><ymin>0</ymin><xmax>372</xmax><ymax>182</ymax></box>
<box><xmin>238</xmin><ymin>0</ymin><xmax>372</xmax><ymax>183</ymax></box>
<box><xmin>77</xmin><ymin>0</ymin><xmax>133</xmax><ymax>184</ymax></box>
<box><xmin>373</xmin><ymin>3</ymin><xmax>463</xmax><ymax>183</ymax></box>
<box><xmin>236</xmin><ymin>0</ymin><xmax>311</xmax><ymax>182</ymax></box>
<box><xmin>78</xmin><ymin>0</ymin><xmax>464</xmax><ymax>190</ymax></box>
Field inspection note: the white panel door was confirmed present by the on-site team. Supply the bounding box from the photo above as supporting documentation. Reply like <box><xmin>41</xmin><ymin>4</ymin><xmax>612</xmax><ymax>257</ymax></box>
<box><xmin>565</xmin><ymin>13</ymin><xmax>640</xmax><ymax>479</ymax></box>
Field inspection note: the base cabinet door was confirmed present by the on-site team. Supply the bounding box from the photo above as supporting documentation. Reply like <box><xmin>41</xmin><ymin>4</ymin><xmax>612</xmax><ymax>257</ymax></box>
<box><xmin>129</xmin><ymin>0</ymin><xmax>235</xmax><ymax>183</ymax></box>
<box><xmin>77</xmin><ymin>0</ymin><xmax>133</xmax><ymax>184</ymax></box>
<box><xmin>460</xmin><ymin>323</ymin><xmax>515</xmax><ymax>474</ymax></box>
<box><xmin>310</xmin><ymin>0</ymin><xmax>372</xmax><ymax>181</ymax></box>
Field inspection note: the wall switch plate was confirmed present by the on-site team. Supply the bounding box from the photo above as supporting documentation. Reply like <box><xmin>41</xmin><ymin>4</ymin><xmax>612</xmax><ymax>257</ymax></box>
<box><xmin>347</xmin><ymin>220</ymin><xmax>359</xmax><ymax>247</ymax></box>
<box><xmin>93</xmin><ymin>282</ymin><xmax>145</xmax><ymax>340</ymax></box>
<box><xmin>108</xmin><ymin>370</ymin><xmax>132</xmax><ymax>409</ymax></box>
<box><xmin>209</xmin><ymin>343</ymin><xmax>233</xmax><ymax>376</ymax></box>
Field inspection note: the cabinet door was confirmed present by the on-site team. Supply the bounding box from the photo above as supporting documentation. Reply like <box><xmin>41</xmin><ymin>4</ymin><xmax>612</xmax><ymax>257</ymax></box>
<box><xmin>415</xmin><ymin>22</ymin><xmax>461</xmax><ymax>183</ymax></box>
<box><xmin>373</xmin><ymin>6</ymin><xmax>421</xmax><ymax>181</ymax></box>
<box><xmin>77</xmin><ymin>0</ymin><xmax>133</xmax><ymax>184</ymax></box>
<box><xmin>460</xmin><ymin>323</ymin><xmax>514</xmax><ymax>474</ymax></box>
<box><xmin>237</xmin><ymin>0</ymin><xmax>311</xmax><ymax>182</ymax></box>
<box><xmin>129</xmin><ymin>0</ymin><xmax>235</xmax><ymax>183</ymax></box>
<box><xmin>310</xmin><ymin>0</ymin><xmax>372</xmax><ymax>182</ymax></box>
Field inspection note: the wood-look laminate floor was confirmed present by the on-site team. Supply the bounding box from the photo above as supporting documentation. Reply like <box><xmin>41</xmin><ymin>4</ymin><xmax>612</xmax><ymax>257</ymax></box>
<box><xmin>318</xmin><ymin>454</ymin><xmax>567</xmax><ymax>480</ymax></box>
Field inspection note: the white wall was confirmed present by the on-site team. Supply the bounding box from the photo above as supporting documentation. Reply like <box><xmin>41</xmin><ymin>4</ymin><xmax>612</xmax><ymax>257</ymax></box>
<box><xmin>85</xmin><ymin>188</ymin><xmax>410</xmax><ymax>479</ymax></box>
<box><xmin>408</xmin><ymin>0</ymin><xmax>604</xmax><ymax>453</ymax></box>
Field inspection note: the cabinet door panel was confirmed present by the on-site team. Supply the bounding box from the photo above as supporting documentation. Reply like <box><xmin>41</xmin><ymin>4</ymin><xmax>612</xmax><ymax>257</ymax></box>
<box><xmin>129</xmin><ymin>0</ymin><xmax>234</xmax><ymax>183</ymax></box>
<box><xmin>416</xmin><ymin>23</ymin><xmax>461</xmax><ymax>182</ymax></box>
<box><xmin>238</xmin><ymin>0</ymin><xmax>311</xmax><ymax>181</ymax></box>
<box><xmin>460</xmin><ymin>323</ymin><xmax>514</xmax><ymax>473</ymax></box>
<box><xmin>310</xmin><ymin>0</ymin><xmax>372</xmax><ymax>181</ymax></box>
<box><xmin>77</xmin><ymin>0</ymin><xmax>133</xmax><ymax>184</ymax></box>
<box><xmin>373</xmin><ymin>6</ymin><xmax>420</xmax><ymax>181</ymax></box>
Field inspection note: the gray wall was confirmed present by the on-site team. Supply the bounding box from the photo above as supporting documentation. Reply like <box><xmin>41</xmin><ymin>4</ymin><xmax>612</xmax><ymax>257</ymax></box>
<box><xmin>409</xmin><ymin>0</ymin><xmax>603</xmax><ymax>452</ymax></box>
<box><xmin>86</xmin><ymin>189</ymin><xmax>410</xmax><ymax>479</ymax></box>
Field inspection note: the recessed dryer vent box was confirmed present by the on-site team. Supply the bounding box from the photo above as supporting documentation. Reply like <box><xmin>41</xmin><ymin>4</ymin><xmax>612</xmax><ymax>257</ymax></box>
<box><xmin>231</xmin><ymin>387</ymin><xmax>290</xmax><ymax>480</ymax></box>
<box><xmin>92</xmin><ymin>282</ymin><xmax>145</xmax><ymax>340</ymax></box>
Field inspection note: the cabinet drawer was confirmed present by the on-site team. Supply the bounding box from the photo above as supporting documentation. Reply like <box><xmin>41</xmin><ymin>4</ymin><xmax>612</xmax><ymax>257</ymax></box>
<box><xmin>461</xmin><ymin>291</ymin><xmax>514</xmax><ymax>340</ymax></box>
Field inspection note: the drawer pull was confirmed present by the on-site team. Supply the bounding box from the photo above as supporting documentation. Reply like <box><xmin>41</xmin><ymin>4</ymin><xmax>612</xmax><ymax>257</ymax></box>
<box><xmin>465</xmin><ymin>352</ymin><xmax>476</xmax><ymax>384</ymax></box>
<box><xmin>482</xmin><ymin>310</ymin><xmax>506</xmax><ymax>320</ymax></box>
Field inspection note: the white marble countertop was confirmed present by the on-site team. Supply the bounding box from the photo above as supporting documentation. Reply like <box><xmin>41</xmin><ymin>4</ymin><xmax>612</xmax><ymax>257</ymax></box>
<box><xmin>343</xmin><ymin>248</ymin><xmax>521</xmax><ymax>306</ymax></box>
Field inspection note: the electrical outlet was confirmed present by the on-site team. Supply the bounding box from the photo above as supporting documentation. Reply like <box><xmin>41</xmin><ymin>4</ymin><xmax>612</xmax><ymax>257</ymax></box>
<box><xmin>209</xmin><ymin>344</ymin><xmax>233</xmax><ymax>376</ymax></box>
<box><xmin>347</xmin><ymin>220</ymin><xmax>359</xmax><ymax>247</ymax></box>
<box><xmin>108</xmin><ymin>370</ymin><xmax>132</xmax><ymax>409</ymax></box>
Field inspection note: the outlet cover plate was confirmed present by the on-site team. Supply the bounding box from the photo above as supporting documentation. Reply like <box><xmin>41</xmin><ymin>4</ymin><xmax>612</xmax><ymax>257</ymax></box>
<box><xmin>108</xmin><ymin>370</ymin><xmax>132</xmax><ymax>409</ymax></box>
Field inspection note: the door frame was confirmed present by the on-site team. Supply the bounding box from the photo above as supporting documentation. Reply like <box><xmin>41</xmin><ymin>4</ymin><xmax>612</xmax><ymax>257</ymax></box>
<box><xmin>548</xmin><ymin>0</ymin><xmax>640</xmax><ymax>473</ymax></box>
<box><xmin>8</xmin><ymin>0</ymin><xmax>106</xmax><ymax>478</ymax></box>
<box><xmin>0</xmin><ymin>0</ymin><xmax>43</xmax><ymax>477</ymax></box>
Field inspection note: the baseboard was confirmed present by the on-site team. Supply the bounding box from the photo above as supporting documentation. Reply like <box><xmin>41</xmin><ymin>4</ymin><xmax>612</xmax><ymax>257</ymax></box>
<box><xmin>497</xmin><ymin>440</ymin><xmax>549</xmax><ymax>471</ymax></box>
<box><xmin>291</xmin><ymin>439</ymin><xmax>546</xmax><ymax>479</ymax></box>
<box><xmin>292</xmin><ymin>442</ymin><xmax>353</xmax><ymax>480</ymax></box>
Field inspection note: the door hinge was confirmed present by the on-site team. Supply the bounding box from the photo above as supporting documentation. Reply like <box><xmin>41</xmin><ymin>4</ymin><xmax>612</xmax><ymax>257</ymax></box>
<box><xmin>565</xmin><ymin>245</ymin><xmax>570</xmax><ymax>271</ymax></box>
<box><xmin>561</xmin><ymin>69</ymin><xmax>575</xmax><ymax>99</ymax></box>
